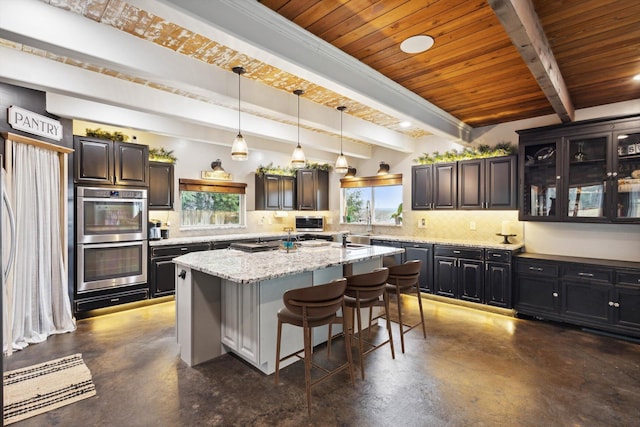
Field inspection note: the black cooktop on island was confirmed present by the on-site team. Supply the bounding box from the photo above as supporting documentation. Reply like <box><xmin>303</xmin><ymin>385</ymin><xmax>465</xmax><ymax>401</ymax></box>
<box><xmin>229</xmin><ymin>241</ymin><xmax>281</xmax><ymax>252</ymax></box>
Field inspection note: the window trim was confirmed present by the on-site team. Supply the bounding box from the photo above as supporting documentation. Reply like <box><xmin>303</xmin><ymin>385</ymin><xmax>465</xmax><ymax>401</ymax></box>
<box><xmin>179</xmin><ymin>178</ymin><xmax>247</xmax><ymax>194</ymax></box>
<box><xmin>340</xmin><ymin>173</ymin><xmax>402</xmax><ymax>188</ymax></box>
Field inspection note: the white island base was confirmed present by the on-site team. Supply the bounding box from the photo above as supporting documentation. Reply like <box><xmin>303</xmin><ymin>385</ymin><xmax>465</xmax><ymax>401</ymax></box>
<box><xmin>175</xmin><ymin>255</ymin><xmax>385</xmax><ymax>375</ymax></box>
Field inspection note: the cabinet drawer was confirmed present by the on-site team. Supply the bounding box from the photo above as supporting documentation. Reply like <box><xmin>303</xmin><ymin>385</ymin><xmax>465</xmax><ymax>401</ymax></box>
<box><xmin>435</xmin><ymin>246</ymin><xmax>484</xmax><ymax>260</ymax></box>
<box><xmin>75</xmin><ymin>289</ymin><xmax>148</xmax><ymax>312</ymax></box>
<box><xmin>617</xmin><ymin>270</ymin><xmax>640</xmax><ymax>287</ymax></box>
<box><xmin>485</xmin><ymin>249</ymin><xmax>511</xmax><ymax>263</ymax></box>
<box><xmin>150</xmin><ymin>243</ymin><xmax>210</xmax><ymax>258</ymax></box>
<box><xmin>515</xmin><ymin>260</ymin><xmax>559</xmax><ymax>277</ymax></box>
<box><xmin>563</xmin><ymin>265</ymin><xmax>612</xmax><ymax>283</ymax></box>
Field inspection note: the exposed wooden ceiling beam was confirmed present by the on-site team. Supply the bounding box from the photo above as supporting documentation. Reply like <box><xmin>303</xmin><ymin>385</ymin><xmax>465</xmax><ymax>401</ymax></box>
<box><xmin>489</xmin><ymin>0</ymin><xmax>575</xmax><ymax>122</ymax></box>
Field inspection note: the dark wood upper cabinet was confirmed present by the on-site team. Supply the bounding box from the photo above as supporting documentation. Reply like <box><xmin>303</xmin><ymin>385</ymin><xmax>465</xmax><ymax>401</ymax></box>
<box><xmin>148</xmin><ymin>161</ymin><xmax>174</xmax><ymax>210</ymax></box>
<box><xmin>411</xmin><ymin>163</ymin><xmax>456</xmax><ymax>210</ymax></box>
<box><xmin>518</xmin><ymin>115</ymin><xmax>640</xmax><ymax>223</ymax></box>
<box><xmin>255</xmin><ymin>174</ymin><xmax>296</xmax><ymax>210</ymax></box>
<box><xmin>458</xmin><ymin>155</ymin><xmax>517</xmax><ymax>210</ymax></box>
<box><xmin>74</xmin><ymin>136</ymin><xmax>148</xmax><ymax>187</ymax></box>
<box><xmin>296</xmin><ymin>168</ymin><xmax>328</xmax><ymax>211</ymax></box>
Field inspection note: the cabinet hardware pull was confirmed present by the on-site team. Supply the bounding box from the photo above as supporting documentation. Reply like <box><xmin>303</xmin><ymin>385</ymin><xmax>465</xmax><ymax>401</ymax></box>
<box><xmin>606</xmin><ymin>171</ymin><xmax>612</xmax><ymax>177</ymax></box>
<box><xmin>110</xmin><ymin>298</ymin><xmax>120</xmax><ymax>302</ymax></box>
<box><xmin>552</xmin><ymin>292</ymin><xmax>558</xmax><ymax>297</ymax></box>
<box><xmin>528</xmin><ymin>266</ymin><xmax>543</xmax><ymax>271</ymax></box>
<box><xmin>453</xmin><ymin>250</ymin><xmax>461</xmax><ymax>254</ymax></box>
<box><xmin>178</xmin><ymin>270</ymin><xmax>187</xmax><ymax>279</ymax></box>
<box><xmin>614</xmin><ymin>302</ymin><xmax>620</xmax><ymax>308</ymax></box>
<box><xmin>492</xmin><ymin>254</ymin><xmax>501</xmax><ymax>257</ymax></box>
<box><xmin>612</xmin><ymin>172</ymin><xmax>618</xmax><ymax>177</ymax></box>
<box><xmin>180</xmin><ymin>247</ymin><xmax>188</xmax><ymax>251</ymax></box>
<box><xmin>578</xmin><ymin>272</ymin><xmax>594</xmax><ymax>277</ymax></box>
<box><xmin>608</xmin><ymin>301</ymin><xmax>614</xmax><ymax>306</ymax></box>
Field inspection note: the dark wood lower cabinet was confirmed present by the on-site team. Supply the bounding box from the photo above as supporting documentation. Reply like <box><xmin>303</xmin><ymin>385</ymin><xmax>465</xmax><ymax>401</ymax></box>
<box><xmin>149</xmin><ymin>243</ymin><xmax>210</xmax><ymax>298</ymax></box>
<box><xmin>514</xmin><ymin>254</ymin><xmax>640</xmax><ymax>338</ymax></box>
<box><xmin>484</xmin><ymin>261</ymin><xmax>512</xmax><ymax>308</ymax></box>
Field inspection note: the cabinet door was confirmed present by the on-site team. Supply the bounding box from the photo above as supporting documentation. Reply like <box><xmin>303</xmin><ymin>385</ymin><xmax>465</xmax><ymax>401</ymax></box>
<box><xmin>404</xmin><ymin>244</ymin><xmax>433</xmax><ymax>292</ymax></box>
<box><xmin>151</xmin><ymin>257</ymin><xmax>177</xmax><ymax>297</ymax></box>
<box><xmin>612</xmin><ymin>130</ymin><xmax>640</xmax><ymax>222</ymax></box>
<box><xmin>519</xmin><ymin>138</ymin><xmax>562</xmax><ymax>221</ymax></box>
<box><xmin>486</xmin><ymin>155</ymin><xmax>517</xmax><ymax>210</ymax></box>
<box><xmin>434</xmin><ymin>256</ymin><xmax>456</xmax><ymax>298</ymax></box>
<box><xmin>457</xmin><ymin>159</ymin><xmax>484</xmax><ymax>210</ymax></box>
<box><xmin>74</xmin><ymin>136</ymin><xmax>113</xmax><ymax>184</ymax></box>
<box><xmin>485</xmin><ymin>262</ymin><xmax>512</xmax><ymax>308</ymax></box>
<box><xmin>114</xmin><ymin>141</ymin><xmax>148</xmax><ymax>186</ymax></box>
<box><xmin>514</xmin><ymin>275</ymin><xmax>560</xmax><ymax>316</ymax></box>
<box><xmin>371</xmin><ymin>239</ymin><xmax>403</xmax><ymax>266</ymax></box>
<box><xmin>264</xmin><ymin>175</ymin><xmax>281</xmax><ymax>210</ymax></box>
<box><xmin>564</xmin><ymin>133</ymin><xmax>609</xmax><ymax>221</ymax></box>
<box><xmin>149</xmin><ymin>162</ymin><xmax>174</xmax><ymax>210</ymax></box>
<box><xmin>561</xmin><ymin>280</ymin><xmax>611</xmax><ymax>324</ymax></box>
<box><xmin>411</xmin><ymin>165</ymin><xmax>433</xmax><ymax>210</ymax></box>
<box><xmin>612</xmin><ymin>285</ymin><xmax>640</xmax><ymax>330</ymax></box>
<box><xmin>433</xmin><ymin>162</ymin><xmax>457</xmax><ymax>209</ymax></box>
<box><xmin>280</xmin><ymin>175</ymin><xmax>296</xmax><ymax>210</ymax></box>
<box><xmin>458</xmin><ymin>259</ymin><xmax>484</xmax><ymax>303</ymax></box>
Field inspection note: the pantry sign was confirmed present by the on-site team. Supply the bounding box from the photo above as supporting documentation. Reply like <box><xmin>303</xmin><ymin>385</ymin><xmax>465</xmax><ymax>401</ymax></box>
<box><xmin>8</xmin><ymin>106</ymin><xmax>63</xmax><ymax>141</ymax></box>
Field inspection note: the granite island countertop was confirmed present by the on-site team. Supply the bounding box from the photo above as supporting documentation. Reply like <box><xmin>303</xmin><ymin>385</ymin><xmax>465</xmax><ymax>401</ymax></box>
<box><xmin>173</xmin><ymin>243</ymin><xmax>403</xmax><ymax>284</ymax></box>
<box><xmin>149</xmin><ymin>231</ymin><xmax>341</xmax><ymax>247</ymax></box>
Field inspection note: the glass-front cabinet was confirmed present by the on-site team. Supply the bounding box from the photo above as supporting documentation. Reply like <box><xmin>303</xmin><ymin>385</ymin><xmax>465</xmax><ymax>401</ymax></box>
<box><xmin>518</xmin><ymin>115</ymin><xmax>640</xmax><ymax>223</ymax></box>
<box><xmin>520</xmin><ymin>139</ymin><xmax>562</xmax><ymax>220</ymax></box>
<box><xmin>614</xmin><ymin>131</ymin><xmax>640</xmax><ymax>221</ymax></box>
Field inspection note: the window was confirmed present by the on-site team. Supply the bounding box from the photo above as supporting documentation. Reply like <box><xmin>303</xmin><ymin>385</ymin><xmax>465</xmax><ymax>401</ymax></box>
<box><xmin>340</xmin><ymin>174</ymin><xmax>403</xmax><ymax>225</ymax></box>
<box><xmin>179</xmin><ymin>179</ymin><xmax>246</xmax><ymax>228</ymax></box>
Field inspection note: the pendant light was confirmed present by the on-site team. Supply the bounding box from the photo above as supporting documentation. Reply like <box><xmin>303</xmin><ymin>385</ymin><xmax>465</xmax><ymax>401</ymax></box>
<box><xmin>290</xmin><ymin>89</ymin><xmax>306</xmax><ymax>168</ymax></box>
<box><xmin>231</xmin><ymin>66</ymin><xmax>248</xmax><ymax>161</ymax></box>
<box><xmin>335</xmin><ymin>106</ymin><xmax>349</xmax><ymax>173</ymax></box>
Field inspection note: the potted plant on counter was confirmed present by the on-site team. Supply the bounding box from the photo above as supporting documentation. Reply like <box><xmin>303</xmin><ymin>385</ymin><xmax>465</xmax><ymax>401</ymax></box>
<box><xmin>391</xmin><ymin>203</ymin><xmax>403</xmax><ymax>225</ymax></box>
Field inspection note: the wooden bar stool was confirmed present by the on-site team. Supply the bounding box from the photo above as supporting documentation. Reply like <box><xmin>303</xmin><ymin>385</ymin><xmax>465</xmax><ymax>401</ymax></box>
<box><xmin>386</xmin><ymin>260</ymin><xmax>426</xmax><ymax>353</ymax></box>
<box><xmin>328</xmin><ymin>268</ymin><xmax>395</xmax><ymax>380</ymax></box>
<box><xmin>274</xmin><ymin>278</ymin><xmax>354</xmax><ymax>415</ymax></box>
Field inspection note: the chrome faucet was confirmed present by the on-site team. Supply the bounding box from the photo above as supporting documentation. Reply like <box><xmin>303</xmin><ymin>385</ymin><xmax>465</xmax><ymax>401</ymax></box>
<box><xmin>365</xmin><ymin>200</ymin><xmax>373</xmax><ymax>234</ymax></box>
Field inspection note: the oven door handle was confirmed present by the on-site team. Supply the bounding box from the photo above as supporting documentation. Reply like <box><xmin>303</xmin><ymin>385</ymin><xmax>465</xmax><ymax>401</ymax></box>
<box><xmin>79</xmin><ymin>240</ymin><xmax>145</xmax><ymax>249</ymax></box>
<box><xmin>79</xmin><ymin>197</ymin><xmax>147</xmax><ymax>203</ymax></box>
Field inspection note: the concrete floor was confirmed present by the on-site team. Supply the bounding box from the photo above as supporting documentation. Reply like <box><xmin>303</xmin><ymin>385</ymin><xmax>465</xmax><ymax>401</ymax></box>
<box><xmin>4</xmin><ymin>295</ymin><xmax>640</xmax><ymax>427</ymax></box>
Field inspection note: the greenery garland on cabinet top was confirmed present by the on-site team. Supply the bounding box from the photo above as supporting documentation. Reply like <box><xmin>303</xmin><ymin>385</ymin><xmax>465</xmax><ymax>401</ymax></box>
<box><xmin>414</xmin><ymin>143</ymin><xmax>516</xmax><ymax>165</ymax></box>
<box><xmin>149</xmin><ymin>147</ymin><xmax>177</xmax><ymax>163</ymax></box>
<box><xmin>255</xmin><ymin>161</ymin><xmax>332</xmax><ymax>177</ymax></box>
<box><xmin>85</xmin><ymin>128</ymin><xmax>129</xmax><ymax>142</ymax></box>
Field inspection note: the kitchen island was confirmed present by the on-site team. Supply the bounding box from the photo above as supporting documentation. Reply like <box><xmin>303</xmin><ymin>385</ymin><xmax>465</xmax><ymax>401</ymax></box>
<box><xmin>173</xmin><ymin>243</ymin><xmax>403</xmax><ymax>374</ymax></box>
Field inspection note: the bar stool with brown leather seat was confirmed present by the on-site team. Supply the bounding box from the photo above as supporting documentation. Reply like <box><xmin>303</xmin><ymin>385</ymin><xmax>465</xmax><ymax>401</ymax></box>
<box><xmin>328</xmin><ymin>267</ymin><xmax>395</xmax><ymax>380</ymax></box>
<box><xmin>386</xmin><ymin>260</ymin><xmax>426</xmax><ymax>353</ymax></box>
<box><xmin>274</xmin><ymin>278</ymin><xmax>354</xmax><ymax>415</ymax></box>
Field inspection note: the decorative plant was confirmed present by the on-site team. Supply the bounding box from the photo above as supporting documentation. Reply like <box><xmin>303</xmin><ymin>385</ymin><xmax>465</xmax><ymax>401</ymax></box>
<box><xmin>149</xmin><ymin>147</ymin><xmax>177</xmax><ymax>163</ymax></box>
<box><xmin>85</xmin><ymin>128</ymin><xmax>129</xmax><ymax>142</ymax></box>
<box><xmin>414</xmin><ymin>142</ymin><xmax>515</xmax><ymax>165</ymax></box>
<box><xmin>390</xmin><ymin>202</ymin><xmax>403</xmax><ymax>224</ymax></box>
<box><xmin>256</xmin><ymin>162</ymin><xmax>296</xmax><ymax>176</ymax></box>
<box><xmin>304</xmin><ymin>162</ymin><xmax>333</xmax><ymax>173</ymax></box>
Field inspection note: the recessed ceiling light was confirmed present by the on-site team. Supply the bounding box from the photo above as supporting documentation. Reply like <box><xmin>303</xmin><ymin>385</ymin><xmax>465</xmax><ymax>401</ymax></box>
<box><xmin>633</xmin><ymin>73</ymin><xmax>640</xmax><ymax>81</ymax></box>
<box><xmin>400</xmin><ymin>35</ymin><xmax>434</xmax><ymax>54</ymax></box>
<box><xmin>400</xmin><ymin>121</ymin><xmax>412</xmax><ymax>128</ymax></box>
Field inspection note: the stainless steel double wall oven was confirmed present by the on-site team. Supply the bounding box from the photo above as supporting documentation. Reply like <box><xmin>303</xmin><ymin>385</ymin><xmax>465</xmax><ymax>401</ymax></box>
<box><xmin>76</xmin><ymin>186</ymin><xmax>147</xmax><ymax>295</ymax></box>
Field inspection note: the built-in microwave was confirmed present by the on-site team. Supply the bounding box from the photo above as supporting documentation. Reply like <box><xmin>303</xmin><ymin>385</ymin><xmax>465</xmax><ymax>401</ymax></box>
<box><xmin>295</xmin><ymin>216</ymin><xmax>324</xmax><ymax>232</ymax></box>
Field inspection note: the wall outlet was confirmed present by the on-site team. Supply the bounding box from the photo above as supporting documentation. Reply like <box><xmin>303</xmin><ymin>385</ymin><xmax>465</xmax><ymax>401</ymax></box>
<box><xmin>418</xmin><ymin>218</ymin><xmax>427</xmax><ymax>229</ymax></box>
<box><xmin>469</xmin><ymin>221</ymin><xmax>476</xmax><ymax>230</ymax></box>
<box><xmin>259</xmin><ymin>216</ymin><xmax>265</xmax><ymax>225</ymax></box>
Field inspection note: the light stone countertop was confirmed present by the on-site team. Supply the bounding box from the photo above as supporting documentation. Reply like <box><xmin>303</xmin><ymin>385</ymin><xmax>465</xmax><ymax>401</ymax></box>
<box><xmin>150</xmin><ymin>231</ymin><xmax>523</xmax><ymax>251</ymax></box>
<box><xmin>173</xmin><ymin>243</ymin><xmax>403</xmax><ymax>284</ymax></box>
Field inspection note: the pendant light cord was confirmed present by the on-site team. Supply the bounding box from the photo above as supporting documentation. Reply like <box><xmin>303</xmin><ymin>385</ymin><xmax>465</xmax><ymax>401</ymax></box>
<box><xmin>297</xmin><ymin>93</ymin><xmax>300</xmax><ymax>146</ymax></box>
<box><xmin>237</xmin><ymin>71</ymin><xmax>241</xmax><ymax>135</ymax></box>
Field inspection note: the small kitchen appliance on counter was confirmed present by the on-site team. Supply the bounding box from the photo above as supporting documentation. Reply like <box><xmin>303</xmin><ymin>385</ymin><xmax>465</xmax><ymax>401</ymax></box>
<box><xmin>148</xmin><ymin>221</ymin><xmax>162</xmax><ymax>240</ymax></box>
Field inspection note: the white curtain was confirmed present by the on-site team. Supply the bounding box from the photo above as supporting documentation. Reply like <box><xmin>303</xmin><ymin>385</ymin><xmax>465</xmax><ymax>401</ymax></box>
<box><xmin>5</xmin><ymin>142</ymin><xmax>75</xmax><ymax>352</ymax></box>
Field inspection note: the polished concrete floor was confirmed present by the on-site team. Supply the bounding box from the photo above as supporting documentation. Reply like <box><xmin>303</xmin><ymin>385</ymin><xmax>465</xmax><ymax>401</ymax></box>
<box><xmin>4</xmin><ymin>295</ymin><xmax>640</xmax><ymax>427</ymax></box>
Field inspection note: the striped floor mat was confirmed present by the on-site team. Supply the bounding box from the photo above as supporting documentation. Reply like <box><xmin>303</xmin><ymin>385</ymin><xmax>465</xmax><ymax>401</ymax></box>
<box><xmin>3</xmin><ymin>353</ymin><xmax>97</xmax><ymax>425</ymax></box>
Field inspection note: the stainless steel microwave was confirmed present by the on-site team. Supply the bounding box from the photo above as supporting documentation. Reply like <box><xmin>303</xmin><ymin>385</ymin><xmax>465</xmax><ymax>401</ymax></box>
<box><xmin>295</xmin><ymin>216</ymin><xmax>324</xmax><ymax>232</ymax></box>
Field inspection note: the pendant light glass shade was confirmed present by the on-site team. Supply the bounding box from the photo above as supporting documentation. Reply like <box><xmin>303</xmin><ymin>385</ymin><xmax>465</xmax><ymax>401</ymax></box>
<box><xmin>335</xmin><ymin>106</ymin><xmax>349</xmax><ymax>173</ymax></box>
<box><xmin>291</xmin><ymin>89</ymin><xmax>306</xmax><ymax>168</ymax></box>
<box><xmin>231</xmin><ymin>66</ymin><xmax>248</xmax><ymax>161</ymax></box>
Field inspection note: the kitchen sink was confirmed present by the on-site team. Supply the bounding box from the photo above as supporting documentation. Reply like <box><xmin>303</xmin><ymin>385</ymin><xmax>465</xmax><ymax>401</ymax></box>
<box><xmin>348</xmin><ymin>235</ymin><xmax>371</xmax><ymax>245</ymax></box>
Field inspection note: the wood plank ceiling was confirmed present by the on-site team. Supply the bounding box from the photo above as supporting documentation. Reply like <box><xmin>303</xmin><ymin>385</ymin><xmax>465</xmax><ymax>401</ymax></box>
<box><xmin>259</xmin><ymin>0</ymin><xmax>640</xmax><ymax>128</ymax></box>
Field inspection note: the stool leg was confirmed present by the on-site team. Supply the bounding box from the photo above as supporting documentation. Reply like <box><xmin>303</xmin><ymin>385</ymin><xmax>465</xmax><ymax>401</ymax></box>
<box><xmin>395</xmin><ymin>286</ymin><xmax>406</xmax><ymax>353</ymax></box>
<box><xmin>416</xmin><ymin>285</ymin><xmax>426</xmax><ymax>339</ymax></box>
<box><xmin>327</xmin><ymin>323</ymin><xmax>333</xmax><ymax>359</ymax></box>
<box><xmin>341</xmin><ymin>310</ymin><xmax>355</xmax><ymax>386</ymax></box>
<box><xmin>355</xmin><ymin>297</ymin><xmax>365</xmax><ymax>380</ymax></box>
<box><xmin>383</xmin><ymin>290</ymin><xmax>395</xmax><ymax>359</ymax></box>
<box><xmin>275</xmin><ymin>318</ymin><xmax>283</xmax><ymax>385</ymax></box>
<box><xmin>303</xmin><ymin>325</ymin><xmax>313</xmax><ymax>415</ymax></box>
